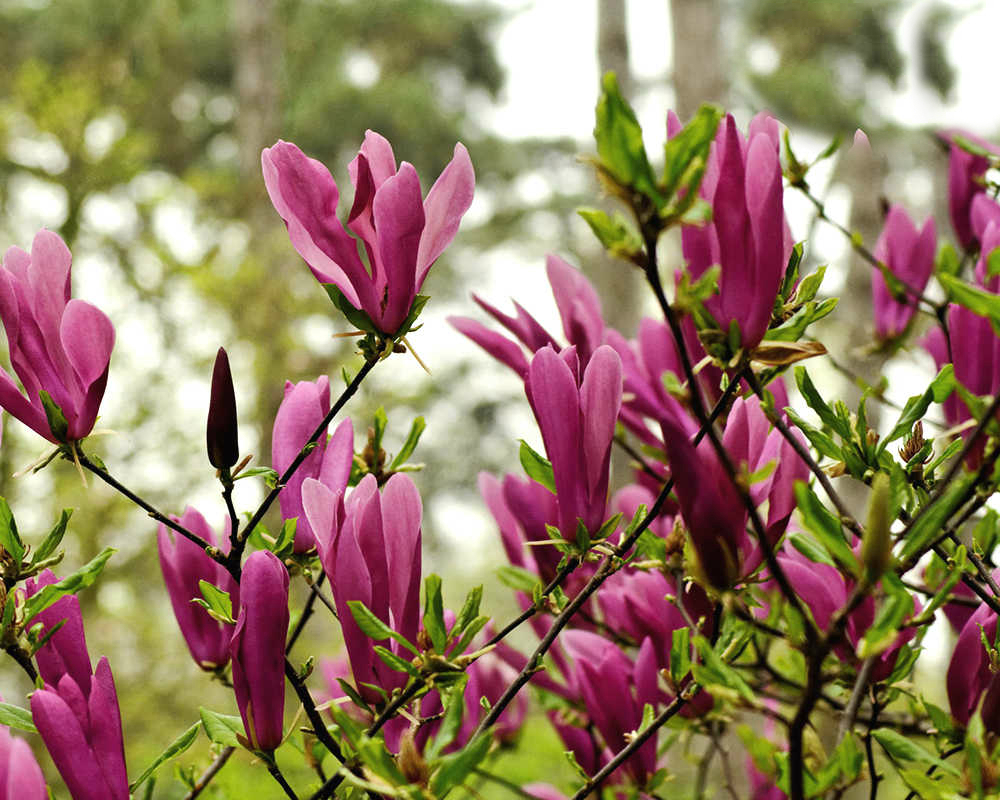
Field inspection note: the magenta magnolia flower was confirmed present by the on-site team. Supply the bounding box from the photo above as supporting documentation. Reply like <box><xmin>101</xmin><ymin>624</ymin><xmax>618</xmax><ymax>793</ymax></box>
<box><xmin>263</xmin><ymin>132</ymin><xmax>474</xmax><ymax>335</ymax></box>
<box><xmin>0</xmin><ymin>713</ymin><xmax>46</xmax><ymax>800</ymax></box>
<box><xmin>231</xmin><ymin>550</ymin><xmax>289</xmax><ymax>752</ymax></box>
<box><xmin>944</xmin><ymin>130</ymin><xmax>999</xmax><ymax>250</ymax></box>
<box><xmin>680</xmin><ymin>112</ymin><xmax>791</xmax><ymax>350</ymax></box>
<box><xmin>25</xmin><ymin>569</ymin><xmax>92</xmax><ymax>691</ymax></box>
<box><xmin>302</xmin><ymin>472</ymin><xmax>422</xmax><ymax>705</ymax></box>
<box><xmin>157</xmin><ymin>507</ymin><xmax>240</xmax><ymax>670</ymax></box>
<box><xmin>0</xmin><ymin>230</ymin><xmax>114</xmax><ymax>442</ymax></box>
<box><xmin>659</xmin><ymin>400</ymin><xmax>746</xmax><ymax>588</ymax></box>
<box><xmin>948</xmin><ymin>598</ymin><xmax>1000</xmax><ymax>732</ymax></box>
<box><xmin>871</xmin><ymin>205</ymin><xmax>936</xmax><ymax>339</ymax></box>
<box><xmin>450</xmin><ymin>254</ymin><xmax>605</xmax><ymax>378</ymax></box>
<box><xmin>271</xmin><ymin>376</ymin><xmax>354</xmax><ymax>553</ymax></box>
<box><xmin>30</xmin><ymin>657</ymin><xmax>128</xmax><ymax>800</ymax></box>
<box><xmin>525</xmin><ymin>345</ymin><xmax>622</xmax><ymax>541</ymax></box>
<box><xmin>562</xmin><ymin>629</ymin><xmax>658</xmax><ymax>783</ymax></box>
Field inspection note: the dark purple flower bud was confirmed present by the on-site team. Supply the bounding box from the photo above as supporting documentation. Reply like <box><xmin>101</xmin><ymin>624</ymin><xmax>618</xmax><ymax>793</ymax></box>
<box><xmin>206</xmin><ymin>347</ymin><xmax>239</xmax><ymax>469</ymax></box>
<box><xmin>231</xmin><ymin>550</ymin><xmax>289</xmax><ymax>751</ymax></box>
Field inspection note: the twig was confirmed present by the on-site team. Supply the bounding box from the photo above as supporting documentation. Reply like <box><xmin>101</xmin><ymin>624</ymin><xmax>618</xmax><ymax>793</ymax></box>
<box><xmin>836</xmin><ymin>655</ymin><xmax>877</xmax><ymax>743</ymax></box>
<box><xmin>182</xmin><ymin>746</ymin><xmax>235</xmax><ymax>800</ymax></box>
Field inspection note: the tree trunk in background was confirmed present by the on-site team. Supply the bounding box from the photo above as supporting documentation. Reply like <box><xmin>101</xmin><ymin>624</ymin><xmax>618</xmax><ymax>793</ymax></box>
<box><xmin>669</xmin><ymin>0</ymin><xmax>727</xmax><ymax>119</ymax></box>
<box><xmin>233</xmin><ymin>0</ymin><xmax>286</xmax><ymax>468</ymax></box>
<box><xmin>594</xmin><ymin>0</ymin><xmax>643</xmax><ymax>339</ymax></box>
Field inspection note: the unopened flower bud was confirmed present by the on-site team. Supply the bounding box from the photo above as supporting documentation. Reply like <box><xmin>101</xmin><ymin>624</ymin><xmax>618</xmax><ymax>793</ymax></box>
<box><xmin>861</xmin><ymin>472</ymin><xmax>892</xmax><ymax>582</ymax></box>
<box><xmin>206</xmin><ymin>347</ymin><xmax>239</xmax><ymax>469</ymax></box>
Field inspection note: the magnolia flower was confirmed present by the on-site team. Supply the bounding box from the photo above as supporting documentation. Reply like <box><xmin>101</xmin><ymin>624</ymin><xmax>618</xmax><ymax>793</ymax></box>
<box><xmin>871</xmin><ymin>205</ymin><xmax>936</xmax><ymax>340</ymax></box>
<box><xmin>31</xmin><ymin>657</ymin><xmax>128</xmax><ymax>800</ymax></box>
<box><xmin>271</xmin><ymin>377</ymin><xmax>354</xmax><ymax>553</ymax></box>
<box><xmin>524</xmin><ymin>345</ymin><xmax>622</xmax><ymax>542</ymax></box>
<box><xmin>157</xmin><ymin>507</ymin><xmax>240</xmax><ymax>670</ymax></box>
<box><xmin>231</xmin><ymin>550</ymin><xmax>289</xmax><ymax>752</ymax></box>
<box><xmin>206</xmin><ymin>347</ymin><xmax>239</xmax><ymax>469</ymax></box>
<box><xmin>25</xmin><ymin>569</ymin><xmax>93</xmax><ymax>691</ymax></box>
<box><xmin>679</xmin><ymin>112</ymin><xmax>791</xmax><ymax>350</ymax></box>
<box><xmin>263</xmin><ymin>131</ymin><xmax>474</xmax><ymax>335</ymax></box>
<box><xmin>0</xmin><ymin>710</ymin><xmax>46</xmax><ymax>799</ymax></box>
<box><xmin>0</xmin><ymin>230</ymin><xmax>114</xmax><ymax>442</ymax></box>
<box><xmin>943</xmin><ymin>130</ymin><xmax>999</xmax><ymax>250</ymax></box>
<box><xmin>303</xmin><ymin>472</ymin><xmax>422</xmax><ymax>706</ymax></box>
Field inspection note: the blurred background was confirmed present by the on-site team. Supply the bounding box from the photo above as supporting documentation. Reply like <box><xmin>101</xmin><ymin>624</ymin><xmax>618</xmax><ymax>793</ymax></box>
<box><xmin>0</xmin><ymin>0</ymin><xmax>993</xmax><ymax>795</ymax></box>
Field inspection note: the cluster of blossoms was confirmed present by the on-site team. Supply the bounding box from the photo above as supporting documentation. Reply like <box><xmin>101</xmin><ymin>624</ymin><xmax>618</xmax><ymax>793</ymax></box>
<box><xmin>4</xmin><ymin>74</ymin><xmax>1000</xmax><ymax>800</ymax></box>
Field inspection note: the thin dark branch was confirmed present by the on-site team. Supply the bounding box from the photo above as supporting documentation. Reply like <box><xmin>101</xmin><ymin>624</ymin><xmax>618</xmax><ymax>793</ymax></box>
<box><xmin>182</xmin><ymin>746</ymin><xmax>235</xmax><ymax>800</ymax></box>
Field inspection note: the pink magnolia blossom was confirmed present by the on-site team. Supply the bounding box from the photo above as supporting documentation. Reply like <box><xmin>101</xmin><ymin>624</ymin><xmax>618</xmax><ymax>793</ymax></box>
<box><xmin>230</xmin><ymin>550</ymin><xmax>289</xmax><ymax>751</ymax></box>
<box><xmin>449</xmin><ymin>254</ymin><xmax>605</xmax><ymax>378</ymax></box>
<box><xmin>263</xmin><ymin>132</ymin><xmax>474</xmax><ymax>335</ymax></box>
<box><xmin>0</xmin><ymin>230</ymin><xmax>114</xmax><ymax>442</ymax></box>
<box><xmin>303</xmin><ymin>472</ymin><xmax>422</xmax><ymax>706</ymax></box>
<box><xmin>524</xmin><ymin>345</ymin><xmax>622</xmax><ymax>541</ymax></box>
<box><xmin>679</xmin><ymin>112</ymin><xmax>791</xmax><ymax>350</ymax></box>
<box><xmin>25</xmin><ymin>570</ymin><xmax>92</xmax><ymax>691</ymax></box>
<box><xmin>271</xmin><ymin>376</ymin><xmax>354</xmax><ymax>553</ymax></box>
<box><xmin>0</xmin><ymin>706</ymin><xmax>46</xmax><ymax>800</ymax></box>
<box><xmin>943</xmin><ymin>130</ymin><xmax>1000</xmax><ymax>250</ymax></box>
<box><xmin>871</xmin><ymin>205</ymin><xmax>936</xmax><ymax>340</ymax></box>
<box><xmin>157</xmin><ymin>507</ymin><xmax>240</xmax><ymax>670</ymax></box>
<box><xmin>30</xmin><ymin>658</ymin><xmax>128</xmax><ymax>800</ymax></box>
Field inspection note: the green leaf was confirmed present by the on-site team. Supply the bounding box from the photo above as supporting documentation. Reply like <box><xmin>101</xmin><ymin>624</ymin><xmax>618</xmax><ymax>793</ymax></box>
<box><xmin>662</xmin><ymin>104</ymin><xmax>723</xmax><ymax>200</ymax></box>
<box><xmin>448</xmin><ymin>615</ymin><xmax>489</xmax><ymax>659</ymax></box>
<box><xmin>787</xmin><ymin>532</ymin><xmax>836</xmax><ymax>567</ymax></box>
<box><xmin>518</xmin><ymin>440</ymin><xmax>555</xmax><ymax>493</ymax></box>
<box><xmin>784</xmin><ymin>409</ymin><xmax>842</xmax><ymax>461</ymax></box>
<box><xmin>388</xmin><ymin>416</ymin><xmax>426</xmax><ymax>470</ymax></box>
<box><xmin>495</xmin><ymin>565</ymin><xmax>539</xmax><ymax>594</ymax></box>
<box><xmin>373</xmin><ymin>407</ymin><xmax>388</xmax><ymax>454</ymax></box>
<box><xmin>692</xmin><ymin>635</ymin><xmax>752</xmax><ymax>701</ymax></box>
<box><xmin>393</xmin><ymin>293</ymin><xmax>430</xmax><ymax>340</ymax></box>
<box><xmin>779</xmin><ymin>242</ymin><xmax>805</xmax><ymax>300</ymax></box>
<box><xmin>935</xmin><ymin>242</ymin><xmax>961</xmax><ymax>278</ymax></box>
<box><xmin>347</xmin><ymin>600</ymin><xmax>420</xmax><ymax>656</ymax></box>
<box><xmin>373</xmin><ymin>645</ymin><xmax>420</xmax><ymax>678</ymax></box>
<box><xmin>793</xmin><ymin>483</ymin><xmax>856</xmax><ymax>575</ymax></box>
<box><xmin>323</xmin><ymin>284</ymin><xmax>378</xmax><ymax>334</ymax></box>
<box><xmin>192</xmin><ymin>581</ymin><xmax>235</xmax><ymax>625</ymax></box>
<box><xmin>594</xmin><ymin>72</ymin><xmax>659</xmax><ymax>202</ymax></box>
<box><xmin>0</xmin><ymin>702</ymin><xmax>36</xmax><ymax>733</ymax></box>
<box><xmin>899</xmin><ymin>473</ymin><xmax>977</xmax><ymax>560</ymax></box>
<box><xmin>270</xmin><ymin>517</ymin><xmax>297</xmax><ymax>559</ymax></box>
<box><xmin>423</xmin><ymin>574</ymin><xmax>447</xmax><ymax>653</ymax></box>
<box><xmin>765</xmin><ymin>298</ymin><xmax>838</xmax><ymax>341</ymax></box>
<box><xmin>232</xmin><ymin>466</ymin><xmax>280</xmax><ymax>483</ymax></box>
<box><xmin>795</xmin><ymin>368</ymin><xmax>850</xmax><ymax>438</ymax></box>
<box><xmin>879</xmin><ymin>386</ymin><xmax>934</xmax><ymax>452</ymax></box>
<box><xmin>31</xmin><ymin>508</ymin><xmax>72</xmax><ymax>566</ymax></box>
<box><xmin>938</xmin><ymin>273</ymin><xmax>1000</xmax><ymax>335</ymax></box>
<box><xmin>455</xmin><ymin>585</ymin><xmax>483</xmax><ymax>634</ymax></box>
<box><xmin>199</xmin><ymin>708</ymin><xmax>243</xmax><ymax>748</ymax></box>
<box><xmin>931</xmin><ymin>363</ymin><xmax>956</xmax><ymax>403</ymax></box>
<box><xmin>129</xmin><ymin>722</ymin><xmax>201</xmax><ymax>791</ymax></box>
<box><xmin>669</xmin><ymin>627</ymin><xmax>691</xmax><ymax>686</ymax></box>
<box><xmin>38</xmin><ymin>390</ymin><xmax>69</xmax><ymax>442</ymax></box>
<box><xmin>872</xmin><ymin>728</ymin><xmax>960</xmax><ymax>775</ymax></box>
<box><xmin>427</xmin><ymin>678</ymin><xmax>469</xmax><ymax>760</ymax></box>
<box><xmin>0</xmin><ymin>498</ymin><xmax>23</xmax><ymax>565</ymax></box>
<box><xmin>856</xmin><ymin>574</ymin><xmax>913</xmax><ymax>658</ymax></box>
<box><xmin>429</xmin><ymin>733</ymin><xmax>492</xmax><ymax>796</ymax></box>
<box><xmin>23</xmin><ymin>547</ymin><xmax>116</xmax><ymax>621</ymax></box>
<box><xmin>577</xmin><ymin>208</ymin><xmax>643</xmax><ymax>262</ymax></box>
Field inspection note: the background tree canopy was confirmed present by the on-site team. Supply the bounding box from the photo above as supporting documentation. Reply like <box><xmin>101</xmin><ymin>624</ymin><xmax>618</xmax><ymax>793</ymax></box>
<box><xmin>0</xmin><ymin>0</ymin><xmax>979</xmax><ymax>794</ymax></box>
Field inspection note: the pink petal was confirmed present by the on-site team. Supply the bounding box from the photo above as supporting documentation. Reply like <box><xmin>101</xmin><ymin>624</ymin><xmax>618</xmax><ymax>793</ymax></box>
<box><xmin>417</xmin><ymin>142</ymin><xmax>475</xmax><ymax>282</ymax></box>
<box><xmin>372</xmin><ymin>162</ymin><xmax>424</xmax><ymax>332</ymax></box>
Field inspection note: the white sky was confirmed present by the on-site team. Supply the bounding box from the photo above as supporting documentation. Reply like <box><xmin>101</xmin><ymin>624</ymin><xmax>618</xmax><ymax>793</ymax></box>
<box><xmin>487</xmin><ymin>0</ymin><xmax>1000</xmax><ymax>143</ymax></box>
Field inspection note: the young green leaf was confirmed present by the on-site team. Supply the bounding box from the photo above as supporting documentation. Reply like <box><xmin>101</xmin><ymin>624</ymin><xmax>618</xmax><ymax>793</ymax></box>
<box><xmin>23</xmin><ymin>547</ymin><xmax>116</xmax><ymax>621</ymax></box>
<box><xmin>518</xmin><ymin>440</ymin><xmax>556</xmax><ymax>493</ymax></box>
<box><xmin>423</xmin><ymin>574</ymin><xmax>447</xmax><ymax>653</ymax></box>
<box><xmin>347</xmin><ymin>600</ymin><xmax>420</xmax><ymax>656</ymax></box>
<box><xmin>129</xmin><ymin>721</ymin><xmax>201</xmax><ymax>791</ymax></box>
<box><xmin>199</xmin><ymin>708</ymin><xmax>243</xmax><ymax>748</ymax></box>
<box><xmin>31</xmin><ymin>508</ymin><xmax>72</xmax><ymax>566</ymax></box>
<box><xmin>388</xmin><ymin>416</ymin><xmax>426</xmax><ymax>470</ymax></box>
